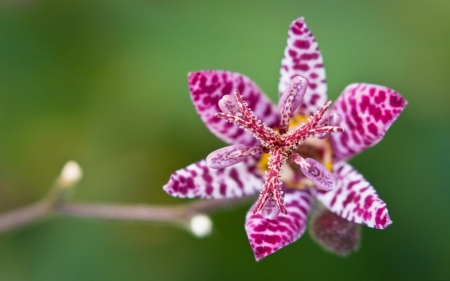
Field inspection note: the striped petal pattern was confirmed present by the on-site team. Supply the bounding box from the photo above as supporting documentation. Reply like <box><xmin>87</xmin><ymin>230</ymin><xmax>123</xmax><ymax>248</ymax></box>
<box><xmin>279</xmin><ymin>17</ymin><xmax>327</xmax><ymax>115</ymax></box>
<box><xmin>245</xmin><ymin>188</ymin><xmax>313</xmax><ymax>261</ymax></box>
<box><xmin>189</xmin><ymin>71</ymin><xmax>279</xmax><ymax>146</ymax></box>
<box><xmin>316</xmin><ymin>161</ymin><xmax>392</xmax><ymax>229</ymax></box>
<box><xmin>330</xmin><ymin>83</ymin><xmax>407</xmax><ymax>161</ymax></box>
<box><xmin>164</xmin><ymin>157</ymin><xmax>262</xmax><ymax>199</ymax></box>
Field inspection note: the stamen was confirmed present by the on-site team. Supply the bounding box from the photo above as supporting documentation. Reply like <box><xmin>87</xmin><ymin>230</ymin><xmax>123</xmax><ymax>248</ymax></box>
<box><xmin>290</xmin><ymin>153</ymin><xmax>335</xmax><ymax>191</ymax></box>
<box><xmin>206</xmin><ymin>144</ymin><xmax>263</xmax><ymax>169</ymax></box>
<box><xmin>212</xmin><ymin>77</ymin><xmax>344</xmax><ymax>218</ymax></box>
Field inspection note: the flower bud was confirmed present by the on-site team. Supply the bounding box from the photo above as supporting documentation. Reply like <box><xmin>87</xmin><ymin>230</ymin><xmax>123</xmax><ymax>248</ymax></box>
<box><xmin>309</xmin><ymin>207</ymin><xmax>361</xmax><ymax>256</ymax></box>
<box><xmin>190</xmin><ymin>214</ymin><xmax>212</xmax><ymax>238</ymax></box>
<box><xmin>59</xmin><ymin>161</ymin><xmax>83</xmax><ymax>188</ymax></box>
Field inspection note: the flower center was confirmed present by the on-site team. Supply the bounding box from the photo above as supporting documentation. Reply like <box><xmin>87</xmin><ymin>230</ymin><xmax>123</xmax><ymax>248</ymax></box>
<box><xmin>207</xmin><ymin>76</ymin><xmax>343</xmax><ymax>218</ymax></box>
<box><xmin>257</xmin><ymin>114</ymin><xmax>333</xmax><ymax>189</ymax></box>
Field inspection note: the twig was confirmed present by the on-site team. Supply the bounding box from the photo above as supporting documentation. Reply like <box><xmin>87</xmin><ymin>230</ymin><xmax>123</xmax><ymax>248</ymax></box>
<box><xmin>0</xmin><ymin>201</ymin><xmax>50</xmax><ymax>232</ymax></box>
<box><xmin>0</xmin><ymin>161</ymin><xmax>255</xmax><ymax>235</ymax></box>
<box><xmin>57</xmin><ymin>196</ymin><xmax>253</xmax><ymax>223</ymax></box>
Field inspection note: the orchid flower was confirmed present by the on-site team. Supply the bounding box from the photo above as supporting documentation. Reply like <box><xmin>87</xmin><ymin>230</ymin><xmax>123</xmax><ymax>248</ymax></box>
<box><xmin>163</xmin><ymin>17</ymin><xmax>407</xmax><ymax>261</ymax></box>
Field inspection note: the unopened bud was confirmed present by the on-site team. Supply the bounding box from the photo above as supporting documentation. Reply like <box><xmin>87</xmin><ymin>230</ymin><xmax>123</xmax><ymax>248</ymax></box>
<box><xmin>189</xmin><ymin>214</ymin><xmax>212</xmax><ymax>238</ymax></box>
<box><xmin>309</xmin><ymin>207</ymin><xmax>361</xmax><ymax>256</ymax></box>
<box><xmin>59</xmin><ymin>161</ymin><xmax>83</xmax><ymax>188</ymax></box>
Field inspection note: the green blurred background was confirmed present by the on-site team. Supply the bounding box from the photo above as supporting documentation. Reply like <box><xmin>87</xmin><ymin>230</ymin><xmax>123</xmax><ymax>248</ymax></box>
<box><xmin>0</xmin><ymin>0</ymin><xmax>449</xmax><ymax>280</ymax></box>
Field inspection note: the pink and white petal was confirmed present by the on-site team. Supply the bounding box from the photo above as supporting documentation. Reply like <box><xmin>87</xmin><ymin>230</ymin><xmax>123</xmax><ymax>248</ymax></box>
<box><xmin>189</xmin><ymin>71</ymin><xmax>279</xmax><ymax>146</ymax></box>
<box><xmin>330</xmin><ymin>83</ymin><xmax>407</xmax><ymax>161</ymax></box>
<box><xmin>315</xmin><ymin>161</ymin><xmax>392</xmax><ymax>229</ymax></box>
<box><xmin>245</xmin><ymin>188</ymin><xmax>313</xmax><ymax>261</ymax></box>
<box><xmin>279</xmin><ymin>17</ymin><xmax>327</xmax><ymax>115</ymax></box>
<box><xmin>163</xmin><ymin>157</ymin><xmax>262</xmax><ymax>199</ymax></box>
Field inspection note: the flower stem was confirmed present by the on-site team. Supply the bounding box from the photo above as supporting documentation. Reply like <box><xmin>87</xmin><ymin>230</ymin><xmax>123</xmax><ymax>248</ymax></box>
<box><xmin>0</xmin><ymin>185</ymin><xmax>254</xmax><ymax>234</ymax></box>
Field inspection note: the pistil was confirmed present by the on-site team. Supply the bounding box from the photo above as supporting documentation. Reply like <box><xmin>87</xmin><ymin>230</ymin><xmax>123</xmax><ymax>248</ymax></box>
<box><xmin>210</xmin><ymin>76</ymin><xmax>344</xmax><ymax>217</ymax></box>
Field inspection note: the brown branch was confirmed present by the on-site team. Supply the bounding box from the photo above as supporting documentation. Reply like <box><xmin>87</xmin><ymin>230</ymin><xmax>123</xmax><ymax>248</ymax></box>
<box><xmin>0</xmin><ymin>201</ymin><xmax>50</xmax><ymax>233</ymax></box>
<box><xmin>0</xmin><ymin>161</ymin><xmax>255</xmax><ymax>235</ymax></box>
<box><xmin>0</xmin><ymin>186</ymin><xmax>254</xmax><ymax>234</ymax></box>
<box><xmin>57</xmin><ymin>196</ymin><xmax>253</xmax><ymax>223</ymax></box>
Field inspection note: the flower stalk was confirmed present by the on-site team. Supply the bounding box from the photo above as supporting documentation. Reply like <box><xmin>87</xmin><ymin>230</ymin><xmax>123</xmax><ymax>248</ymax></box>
<box><xmin>0</xmin><ymin>161</ymin><xmax>254</xmax><ymax>235</ymax></box>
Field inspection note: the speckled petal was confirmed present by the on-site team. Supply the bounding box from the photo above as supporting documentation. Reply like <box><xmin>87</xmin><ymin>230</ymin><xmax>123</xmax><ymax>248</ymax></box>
<box><xmin>279</xmin><ymin>17</ymin><xmax>327</xmax><ymax>115</ymax></box>
<box><xmin>315</xmin><ymin>161</ymin><xmax>392</xmax><ymax>229</ymax></box>
<box><xmin>189</xmin><ymin>71</ymin><xmax>279</xmax><ymax>146</ymax></box>
<box><xmin>245</xmin><ymin>188</ymin><xmax>313</xmax><ymax>261</ymax></box>
<box><xmin>163</xmin><ymin>157</ymin><xmax>263</xmax><ymax>199</ymax></box>
<box><xmin>330</xmin><ymin>83</ymin><xmax>407</xmax><ymax>161</ymax></box>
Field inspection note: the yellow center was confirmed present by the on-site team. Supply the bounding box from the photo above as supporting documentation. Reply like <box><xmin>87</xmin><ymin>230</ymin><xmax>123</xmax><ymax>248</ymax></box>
<box><xmin>257</xmin><ymin>114</ymin><xmax>333</xmax><ymax>189</ymax></box>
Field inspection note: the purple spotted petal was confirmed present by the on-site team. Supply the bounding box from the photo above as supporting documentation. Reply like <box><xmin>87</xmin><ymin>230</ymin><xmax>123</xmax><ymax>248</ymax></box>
<box><xmin>309</xmin><ymin>207</ymin><xmax>361</xmax><ymax>256</ymax></box>
<box><xmin>315</xmin><ymin>161</ymin><xmax>392</xmax><ymax>229</ymax></box>
<box><xmin>206</xmin><ymin>144</ymin><xmax>262</xmax><ymax>169</ymax></box>
<box><xmin>189</xmin><ymin>71</ymin><xmax>279</xmax><ymax>146</ymax></box>
<box><xmin>245</xmin><ymin>188</ymin><xmax>313</xmax><ymax>261</ymax></box>
<box><xmin>163</xmin><ymin>157</ymin><xmax>262</xmax><ymax>199</ymax></box>
<box><xmin>279</xmin><ymin>17</ymin><xmax>327</xmax><ymax>115</ymax></box>
<box><xmin>330</xmin><ymin>83</ymin><xmax>407</xmax><ymax>161</ymax></box>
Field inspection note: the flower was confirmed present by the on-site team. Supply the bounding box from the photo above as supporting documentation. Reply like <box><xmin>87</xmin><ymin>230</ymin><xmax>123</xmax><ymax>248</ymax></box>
<box><xmin>163</xmin><ymin>17</ymin><xmax>407</xmax><ymax>261</ymax></box>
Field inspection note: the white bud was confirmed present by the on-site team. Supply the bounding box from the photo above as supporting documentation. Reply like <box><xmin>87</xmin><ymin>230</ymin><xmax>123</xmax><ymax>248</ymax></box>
<box><xmin>59</xmin><ymin>161</ymin><xmax>83</xmax><ymax>187</ymax></box>
<box><xmin>189</xmin><ymin>214</ymin><xmax>212</xmax><ymax>238</ymax></box>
